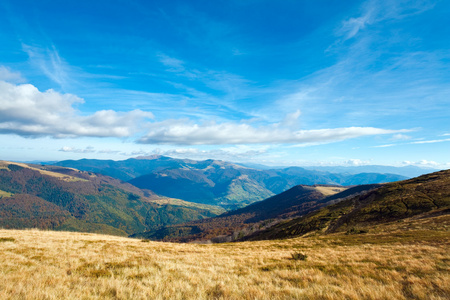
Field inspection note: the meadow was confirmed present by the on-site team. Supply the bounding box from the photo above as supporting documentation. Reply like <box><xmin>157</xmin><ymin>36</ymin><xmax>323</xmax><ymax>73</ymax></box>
<box><xmin>0</xmin><ymin>215</ymin><xmax>448</xmax><ymax>299</ymax></box>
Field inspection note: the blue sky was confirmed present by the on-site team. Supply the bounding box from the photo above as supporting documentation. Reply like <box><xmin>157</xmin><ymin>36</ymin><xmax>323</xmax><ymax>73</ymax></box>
<box><xmin>0</xmin><ymin>0</ymin><xmax>449</xmax><ymax>169</ymax></box>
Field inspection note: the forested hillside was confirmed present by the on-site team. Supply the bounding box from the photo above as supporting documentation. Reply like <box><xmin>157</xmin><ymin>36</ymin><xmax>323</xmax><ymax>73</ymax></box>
<box><xmin>0</xmin><ymin>161</ymin><xmax>223</xmax><ymax>235</ymax></box>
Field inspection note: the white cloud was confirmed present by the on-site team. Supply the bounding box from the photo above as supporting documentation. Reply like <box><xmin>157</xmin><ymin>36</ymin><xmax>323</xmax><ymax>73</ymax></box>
<box><xmin>392</xmin><ymin>133</ymin><xmax>411</xmax><ymax>140</ymax></box>
<box><xmin>402</xmin><ymin>160</ymin><xmax>440</xmax><ymax>168</ymax></box>
<box><xmin>138</xmin><ymin>119</ymin><xmax>410</xmax><ymax>145</ymax></box>
<box><xmin>158</xmin><ymin>54</ymin><xmax>185</xmax><ymax>72</ymax></box>
<box><xmin>340</xmin><ymin>12</ymin><xmax>373</xmax><ymax>40</ymax></box>
<box><xmin>373</xmin><ymin>144</ymin><xmax>396</xmax><ymax>148</ymax></box>
<box><xmin>118</xmin><ymin>145</ymin><xmax>270</xmax><ymax>163</ymax></box>
<box><xmin>373</xmin><ymin>137</ymin><xmax>450</xmax><ymax>148</ymax></box>
<box><xmin>410</xmin><ymin>138</ymin><xmax>450</xmax><ymax>144</ymax></box>
<box><xmin>0</xmin><ymin>80</ymin><xmax>153</xmax><ymax>138</ymax></box>
<box><xmin>281</xmin><ymin>109</ymin><xmax>301</xmax><ymax>128</ymax></box>
<box><xmin>338</xmin><ymin>0</ymin><xmax>435</xmax><ymax>40</ymax></box>
<box><xmin>0</xmin><ymin>66</ymin><xmax>25</xmax><ymax>83</ymax></box>
<box><xmin>344</xmin><ymin>159</ymin><xmax>371</xmax><ymax>166</ymax></box>
<box><xmin>59</xmin><ymin>146</ymin><xmax>96</xmax><ymax>153</ymax></box>
<box><xmin>22</xmin><ymin>44</ymin><xmax>72</xmax><ymax>88</ymax></box>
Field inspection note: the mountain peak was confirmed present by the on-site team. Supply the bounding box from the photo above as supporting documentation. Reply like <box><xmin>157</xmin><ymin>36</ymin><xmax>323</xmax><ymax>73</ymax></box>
<box><xmin>134</xmin><ymin>155</ymin><xmax>164</xmax><ymax>160</ymax></box>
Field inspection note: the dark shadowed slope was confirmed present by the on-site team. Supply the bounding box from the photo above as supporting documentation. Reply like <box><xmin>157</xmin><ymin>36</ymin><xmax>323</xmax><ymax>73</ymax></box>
<box><xmin>243</xmin><ymin>169</ymin><xmax>450</xmax><ymax>241</ymax></box>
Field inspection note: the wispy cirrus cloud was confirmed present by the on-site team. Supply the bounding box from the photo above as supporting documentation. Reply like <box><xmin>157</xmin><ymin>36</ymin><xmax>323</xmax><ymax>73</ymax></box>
<box><xmin>338</xmin><ymin>0</ymin><xmax>435</xmax><ymax>40</ymax></box>
<box><xmin>373</xmin><ymin>137</ymin><xmax>450</xmax><ymax>148</ymax></box>
<box><xmin>156</xmin><ymin>53</ymin><xmax>255</xmax><ymax>118</ymax></box>
<box><xmin>22</xmin><ymin>43</ymin><xmax>73</xmax><ymax>89</ymax></box>
<box><xmin>410</xmin><ymin>138</ymin><xmax>450</xmax><ymax>145</ymax></box>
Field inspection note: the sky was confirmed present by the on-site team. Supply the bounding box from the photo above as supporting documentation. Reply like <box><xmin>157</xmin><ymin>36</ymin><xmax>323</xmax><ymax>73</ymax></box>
<box><xmin>0</xmin><ymin>0</ymin><xmax>449</xmax><ymax>169</ymax></box>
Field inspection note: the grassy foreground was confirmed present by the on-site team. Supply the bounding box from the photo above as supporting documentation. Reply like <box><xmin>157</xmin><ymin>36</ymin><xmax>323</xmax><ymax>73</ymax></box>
<box><xmin>0</xmin><ymin>217</ymin><xmax>449</xmax><ymax>299</ymax></box>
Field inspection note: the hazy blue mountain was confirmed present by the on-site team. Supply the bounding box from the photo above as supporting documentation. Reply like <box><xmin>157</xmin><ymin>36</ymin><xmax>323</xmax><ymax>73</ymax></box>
<box><xmin>55</xmin><ymin>157</ymin><xmax>407</xmax><ymax>208</ymax></box>
<box><xmin>302</xmin><ymin>165</ymin><xmax>437</xmax><ymax>178</ymax></box>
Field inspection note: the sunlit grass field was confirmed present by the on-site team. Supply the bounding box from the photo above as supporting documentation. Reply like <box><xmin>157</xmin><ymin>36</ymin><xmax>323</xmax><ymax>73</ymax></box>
<box><xmin>0</xmin><ymin>215</ymin><xmax>449</xmax><ymax>299</ymax></box>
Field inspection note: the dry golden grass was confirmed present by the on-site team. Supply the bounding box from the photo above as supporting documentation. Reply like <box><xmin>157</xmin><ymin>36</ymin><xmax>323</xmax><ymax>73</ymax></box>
<box><xmin>147</xmin><ymin>198</ymin><xmax>226</xmax><ymax>215</ymax></box>
<box><xmin>314</xmin><ymin>186</ymin><xmax>348</xmax><ymax>196</ymax></box>
<box><xmin>0</xmin><ymin>189</ymin><xmax>13</xmax><ymax>198</ymax></box>
<box><xmin>0</xmin><ymin>161</ymin><xmax>87</xmax><ymax>182</ymax></box>
<box><xmin>0</xmin><ymin>225</ymin><xmax>448</xmax><ymax>300</ymax></box>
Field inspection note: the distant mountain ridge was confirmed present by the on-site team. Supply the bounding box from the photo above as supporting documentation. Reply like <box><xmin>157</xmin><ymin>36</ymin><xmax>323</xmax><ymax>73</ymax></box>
<box><xmin>55</xmin><ymin>156</ymin><xmax>408</xmax><ymax>208</ymax></box>
<box><xmin>302</xmin><ymin>165</ymin><xmax>437</xmax><ymax>178</ymax></box>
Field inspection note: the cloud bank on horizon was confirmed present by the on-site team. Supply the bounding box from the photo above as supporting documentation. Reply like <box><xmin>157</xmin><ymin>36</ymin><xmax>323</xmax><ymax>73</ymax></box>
<box><xmin>0</xmin><ymin>0</ymin><xmax>449</xmax><ymax>168</ymax></box>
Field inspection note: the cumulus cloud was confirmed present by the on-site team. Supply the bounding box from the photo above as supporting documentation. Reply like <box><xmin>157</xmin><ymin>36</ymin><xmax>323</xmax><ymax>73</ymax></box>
<box><xmin>344</xmin><ymin>159</ymin><xmax>372</xmax><ymax>166</ymax></box>
<box><xmin>402</xmin><ymin>160</ymin><xmax>441</xmax><ymax>168</ymax></box>
<box><xmin>0</xmin><ymin>80</ymin><xmax>153</xmax><ymax>138</ymax></box>
<box><xmin>59</xmin><ymin>146</ymin><xmax>96</xmax><ymax>153</ymax></box>
<box><xmin>138</xmin><ymin>119</ymin><xmax>410</xmax><ymax>145</ymax></box>
<box><xmin>0</xmin><ymin>66</ymin><xmax>25</xmax><ymax>83</ymax></box>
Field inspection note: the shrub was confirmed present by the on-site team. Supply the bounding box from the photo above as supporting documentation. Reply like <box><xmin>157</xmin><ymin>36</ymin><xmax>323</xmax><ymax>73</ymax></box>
<box><xmin>346</xmin><ymin>227</ymin><xmax>368</xmax><ymax>235</ymax></box>
<box><xmin>291</xmin><ymin>252</ymin><xmax>307</xmax><ymax>261</ymax></box>
<box><xmin>0</xmin><ymin>237</ymin><xmax>15</xmax><ymax>242</ymax></box>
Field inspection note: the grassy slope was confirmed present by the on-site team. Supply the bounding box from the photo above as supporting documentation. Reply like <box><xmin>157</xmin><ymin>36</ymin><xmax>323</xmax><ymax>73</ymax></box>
<box><xmin>0</xmin><ymin>215</ymin><xmax>448</xmax><ymax>299</ymax></box>
<box><xmin>244</xmin><ymin>170</ymin><xmax>450</xmax><ymax>241</ymax></box>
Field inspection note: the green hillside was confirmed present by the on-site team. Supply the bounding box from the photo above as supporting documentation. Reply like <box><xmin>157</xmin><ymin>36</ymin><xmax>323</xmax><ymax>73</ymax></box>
<box><xmin>0</xmin><ymin>161</ymin><xmax>223</xmax><ymax>236</ymax></box>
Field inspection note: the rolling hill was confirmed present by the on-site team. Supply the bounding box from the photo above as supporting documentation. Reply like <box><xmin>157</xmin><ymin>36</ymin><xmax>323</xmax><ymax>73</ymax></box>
<box><xmin>242</xmin><ymin>169</ymin><xmax>450</xmax><ymax>241</ymax></box>
<box><xmin>0</xmin><ymin>161</ymin><xmax>224</xmax><ymax>236</ymax></box>
<box><xmin>131</xmin><ymin>184</ymin><xmax>380</xmax><ymax>242</ymax></box>
<box><xmin>55</xmin><ymin>156</ymin><xmax>407</xmax><ymax>208</ymax></box>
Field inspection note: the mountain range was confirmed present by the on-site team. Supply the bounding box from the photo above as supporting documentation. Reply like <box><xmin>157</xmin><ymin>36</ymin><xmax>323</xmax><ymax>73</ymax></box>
<box><xmin>54</xmin><ymin>156</ymin><xmax>407</xmax><ymax>209</ymax></box>
<box><xmin>1</xmin><ymin>157</ymin><xmax>447</xmax><ymax>243</ymax></box>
